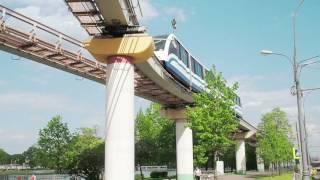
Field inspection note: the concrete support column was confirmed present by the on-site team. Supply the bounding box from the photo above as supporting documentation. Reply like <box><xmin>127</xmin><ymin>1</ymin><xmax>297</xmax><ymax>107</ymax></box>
<box><xmin>235</xmin><ymin>139</ymin><xmax>246</xmax><ymax>174</ymax></box>
<box><xmin>105</xmin><ymin>56</ymin><xmax>134</xmax><ymax>180</ymax></box>
<box><xmin>216</xmin><ymin>161</ymin><xmax>224</xmax><ymax>175</ymax></box>
<box><xmin>256</xmin><ymin>153</ymin><xmax>265</xmax><ymax>172</ymax></box>
<box><xmin>176</xmin><ymin>119</ymin><xmax>194</xmax><ymax>180</ymax></box>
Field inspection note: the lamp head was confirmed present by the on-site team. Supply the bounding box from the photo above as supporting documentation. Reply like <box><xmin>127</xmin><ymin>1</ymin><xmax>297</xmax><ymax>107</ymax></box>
<box><xmin>260</xmin><ymin>50</ymin><xmax>273</xmax><ymax>56</ymax></box>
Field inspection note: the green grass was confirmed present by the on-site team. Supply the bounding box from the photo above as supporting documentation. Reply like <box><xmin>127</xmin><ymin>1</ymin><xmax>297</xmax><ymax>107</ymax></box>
<box><xmin>256</xmin><ymin>173</ymin><xmax>292</xmax><ymax>180</ymax></box>
<box><xmin>0</xmin><ymin>170</ymin><xmax>33</xmax><ymax>175</ymax></box>
<box><xmin>135</xmin><ymin>175</ymin><xmax>176</xmax><ymax>180</ymax></box>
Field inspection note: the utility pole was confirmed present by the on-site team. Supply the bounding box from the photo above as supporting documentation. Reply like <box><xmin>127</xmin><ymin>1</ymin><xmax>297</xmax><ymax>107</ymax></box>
<box><xmin>260</xmin><ymin>1</ymin><xmax>314</xmax><ymax>179</ymax></box>
<box><xmin>296</xmin><ymin>122</ymin><xmax>302</xmax><ymax>175</ymax></box>
<box><xmin>294</xmin><ymin>64</ymin><xmax>310</xmax><ymax>179</ymax></box>
<box><xmin>292</xmin><ymin>1</ymin><xmax>310</xmax><ymax>179</ymax></box>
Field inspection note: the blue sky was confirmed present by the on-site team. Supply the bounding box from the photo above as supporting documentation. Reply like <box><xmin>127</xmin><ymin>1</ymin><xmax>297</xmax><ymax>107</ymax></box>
<box><xmin>0</xmin><ymin>0</ymin><xmax>319</xmax><ymax>157</ymax></box>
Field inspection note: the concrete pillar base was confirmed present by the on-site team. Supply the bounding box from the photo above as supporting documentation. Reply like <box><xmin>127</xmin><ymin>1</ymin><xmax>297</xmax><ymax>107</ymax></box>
<box><xmin>216</xmin><ymin>161</ymin><xmax>224</xmax><ymax>175</ymax></box>
<box><xmin>176</xmin><ymin>119</ymin><xmax>193</xmax><ymax>180</ymax></box>
<box><xmin>257</xmin><ymin>163</ymin><xmax>265</xmax><ymax>172</ymax></box>
<box><xmin>236</xmin><ymin>139</ymin><xmax>246</xmax><ymax>174</ymax></box>
<box><xmin>256</xmin><ymin>154</ymin><xmax>265</xmax><ymax>172</ymax></box>
<box><xmin>177</xmin><ymin>174</ymin><xmax>194</xmax><ymax>180</ymax></box>
<box><xmin>161</xmin><ymin>108</ymin><xmax>194</xmax><ymax>180</ymax></box>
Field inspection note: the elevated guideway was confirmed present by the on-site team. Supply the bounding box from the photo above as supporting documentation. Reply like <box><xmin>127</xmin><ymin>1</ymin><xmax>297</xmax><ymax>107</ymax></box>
<box><xmin>63</xmin><ymin>0</ymin><xmax>143</xmax><ymax>36</ymax></box>
<box><xmin>63</xmin><ymin>0</ymin><xmax>257</xmax><ymax>132</ymax></box>
<box><xmin>0</xmin><ymin>2</ymin><xmax>258</xmax><ymax>179</ymax></box>
<box><xmin>0</xmin><ymin>4</ymin><xmax>255</xmax><ymax>132</ymax></box>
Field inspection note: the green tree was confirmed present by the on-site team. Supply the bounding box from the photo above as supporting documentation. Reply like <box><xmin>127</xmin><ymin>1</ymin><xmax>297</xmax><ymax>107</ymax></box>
<box><xmin>0</xmin><ymin>148</ymin><xmax>10</xmax><ymax>164</ymax></box>
<box><xmin>245</xmin><ymin>143</ymin><xmax>257</xmax><ymax>171</ymax></box>
<box><xmin>38</xmin><ymin>115</ymin><xmax>72</xmax><ymax>172</ymax></box>
<box><xmin>65</xmin><ymin>128</ymin><xmax>104</xmax><ymax>180</ymax></box>
<box><xmin>135</xmin><ymin>103</ymin><xmax>176</xmax><ymax>167</ymax></box>
<box><xmin>186</xmin><ymin>67</ymin><xmax>239</xmax><ymax>168</ymax></box>
<box><xmin>23</xmin><ymin>146</ymin><xmax>42</xmax><ymax>168</ymax></box>
<box><xmin>9</xmin><ymin>154</ymin><xmax>25</xmax><ymax>165</ymax></box>
<box><xmin>256</xmin><ymin>108</ymin><xmax>293</xmax><ymax>174</ymax></box>
<box><xmin>221</xmin><ymin>146</ymin><xmax>236</xmax><ymax>171</ymax></box>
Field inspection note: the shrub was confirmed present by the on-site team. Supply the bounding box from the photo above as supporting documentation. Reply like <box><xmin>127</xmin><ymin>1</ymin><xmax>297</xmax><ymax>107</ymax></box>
<box><xmin>135</xmin><ymin>174</ymin><xmax>144</xmax><ymax>180</ymax></box>
<box><xmin>150</xmin><ymin>171</ymin><xmax>168</xmax><ymax>178</ymax></box>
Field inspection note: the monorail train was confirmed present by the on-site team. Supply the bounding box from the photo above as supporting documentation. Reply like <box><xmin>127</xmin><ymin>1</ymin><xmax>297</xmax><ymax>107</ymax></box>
<box><xmin>154</xmin><ymin>34</ymin><xmax>243</xmax><ymax>118</ymax></box>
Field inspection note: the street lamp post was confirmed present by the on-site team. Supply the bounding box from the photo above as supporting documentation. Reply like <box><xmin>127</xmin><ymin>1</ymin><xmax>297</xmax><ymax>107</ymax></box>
<box><xmin>259</xmin><ymin>1</ymin><xmax>319</xmax><ymax>179</ymax></box>
<box><xmin>261</xmin><ymin>50</ymin><xmax>320</xmax><ymax>180</ymax></box>
<box><xmin>261</xmin><ymin>50</ymin><xmax>311</xmax><ymax>180</ymax></box>
<box><xmin>294</xmin><ymin>58</ymin><xmax>310</xmax><ymax>180</ymax></box>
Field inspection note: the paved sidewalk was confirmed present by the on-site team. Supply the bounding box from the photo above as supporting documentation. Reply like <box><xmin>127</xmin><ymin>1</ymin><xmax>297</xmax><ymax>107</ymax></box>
<box><xmin>217</xmin><ymin>171</ymin><xmax>274</xmax><ymax>180</ymax></box>
<box><xmin>218</xmin><ymin>174</ymin><xmax>255</xmax><ymax>180</ymax></box>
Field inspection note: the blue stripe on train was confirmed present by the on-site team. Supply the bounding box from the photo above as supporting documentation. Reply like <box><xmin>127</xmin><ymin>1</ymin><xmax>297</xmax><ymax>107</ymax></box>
<box><xmin>164</xmin><ymin>59</ymin><xmax>203</xmax><ymax>93</ymax></box>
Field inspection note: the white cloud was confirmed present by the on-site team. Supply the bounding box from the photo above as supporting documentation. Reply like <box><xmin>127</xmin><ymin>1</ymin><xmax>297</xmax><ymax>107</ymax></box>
<box><xmin>0</xmin><ymin>80</ymin><xmax>6</xmax><ymax>86</ymax></box>
<box><xmin>29</xmin><ymin>77</ymin><xmax>49</xmax><ymax>86</ymax></box>
<box><xmin>228</xmin><ymin>75</ymin><xmax>266</xmax><ymax>90</ymax></box>
<box><xmin>307</xmin><ymin>122</ymin><xmax>320</xmax><ymax>158</ymax></box>
<box><xmin>164</xmin><ymin>7</ymin><xmax>187</xmax><ymax>22</ymax></box>
<box><xmin>137</xmin><ymin>0</ymin><xmax>159</xmax><ymax>21</ymax></box>
<box><xmin>1</xmin><ymin>0</ymin><xmax>87</xmax><ymax>41</ymax></box>
<box><xmin>241</xmin><ymin>89</ymin><xmax>293</xmax><ymax>108</ymax></box>
<box><xmin>230</xmin><ymin>74</ymin><xmax>320</xmax><ymax>157</ymax></box>
<box><xmin>0</xmin><ymin>129</ymin><xmax>36</xmax><ymax>154</ymax></box>
<box><xmin>2</xmin><ymin>0</ymin><xmax>160</xmax><ymax>32</ymax></box>
<box><xmin>311</xmin><ymin>105</ymin><xmax>320</xmax><ymax>113</ymax></box>
<box><xmin>307</xmin><ymin>122</ymin><xmax>319</xmax><ymax>135</ymax></box>
<box><xmin>79</xmin><ymin>114</ymin><xmax>105</xmax><ymax>138</ymax></box>
<box><xmin>0</xmin><ymin>92</ymin><xmax>72</xmax><ymax>111</ymax></box>
<box><xmin>79</xmin><ymin>96</ymin><xmax>150</xmax><ymax>139</ymax></box>
<box><xmin>228</xmin><ymin>75</ymin><xmax>298</xmax><ymax>125</ymax></box>
<box><xmin>241</xmin><ymin>88</ymin><xmax>298</xmax><ymax>124</ymax></box>
<box><xmin>135</xmin><ymin>96</ymin><xmax>150</xmax><ymax>112</ymax></box>
<box><xmin>14</xmin><ymin>6</ymin><xmax>87</xmax><ymax>41</ymax></box>
<box><xmin>133</xmin><ymin>1</ymin><xmax>187</xmax><ymax>23</ymax></box>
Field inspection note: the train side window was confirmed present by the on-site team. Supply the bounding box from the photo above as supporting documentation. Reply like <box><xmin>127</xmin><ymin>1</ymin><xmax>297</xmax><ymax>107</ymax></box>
<box><xmin>235</xmin><ymin>96</ymin><xmax>242</xmax><ymax>107</ymax></box>
<box><xmin>198</xmin><ymin>64</ymin><xmax>204</xmax><ymax>79</ymax></box>
<box><xmin>194</xmin><ymin>61</ymin><xmax>204</xmax><ymax>79</ymax></box>
<box><xmin>180</xmin><ymin>48</ymin><xmax>189</xmax><ymax>67</ymax></box>
<box><xmin>204</xmin><ymin>69</ymin><xmax>209</xmax><ymax>79</ymax></box>
<box><xmin>191</xmin><ymin>57</ymin><xmax>196</xmax><ymax>73</ymax></box>
<box><xmin>197</xmin><ymin>63</ymin><xmax>202</xmax><ymax>78</ymax></box>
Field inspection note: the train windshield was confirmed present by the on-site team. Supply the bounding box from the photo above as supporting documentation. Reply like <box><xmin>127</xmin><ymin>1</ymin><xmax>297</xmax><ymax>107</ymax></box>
<box><xmin>154</xmin><ymin>35</ymin><xmax>169</xmax><ymax>51</ymax></box>
<box><xmin>154</xmin><ymin>40</ymin><xmax>166</xmax><ymax>51</ymax></box>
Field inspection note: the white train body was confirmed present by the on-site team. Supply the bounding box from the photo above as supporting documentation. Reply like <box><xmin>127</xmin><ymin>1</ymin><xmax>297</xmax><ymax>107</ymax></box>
<box><xmin>154</xmin><ymin>34</ymin><xmax>243</xmax><ymax>117</ymax></box>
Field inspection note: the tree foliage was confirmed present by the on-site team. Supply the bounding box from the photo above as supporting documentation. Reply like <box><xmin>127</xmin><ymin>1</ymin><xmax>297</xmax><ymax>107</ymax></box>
<box><xmin>0</xmin><ymin>148</ymin><xmax>10</xmax><ymax>164</ymax></box>
<box><xmin>135</xmin><ymin>103</ymin><xmax>176</xmax><ymax>167</ymax></box>
<box><xmin>2</xmin><ymin>116</ymin><xmax>104</xmax><ymax>179</ymax></box>
<box><xmin>23</xmin><ymin>146</ymin><xmax>42</xmax><ymax>168</ymax></box>
<box><xmin>186</xmin><ymin>67</ymin><xmax>239</xmax><ymax>167</ymax></box>
<box><xmin>65</xmin><ymin>128</ymin><xmax>104</xmax><ymax>180</ymax></box>
<box><xmin>256</xmin><ymin>108</ymin><xmax>293</xmax><ymax>169</ymax></box>
<box><xmin>9</xmin><ymin>154</ymin><xmax>25</xmax><ymax>165</ymax></box>
<box><xmin>37</xmin><ymin>115</ymin><xmax>72</xmax><ymax>172</ymax></box>
<box><xmin>0</xmin><ymin>147</ymin><xmax>41</xmax><ymax>167</ymax></box>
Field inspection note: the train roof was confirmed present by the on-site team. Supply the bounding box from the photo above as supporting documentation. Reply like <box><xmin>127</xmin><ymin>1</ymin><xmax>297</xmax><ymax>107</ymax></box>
<box><xmin>154</xmin><ymin>34</ymin><xmax>169</xmax><ymax>39</ymax></box>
